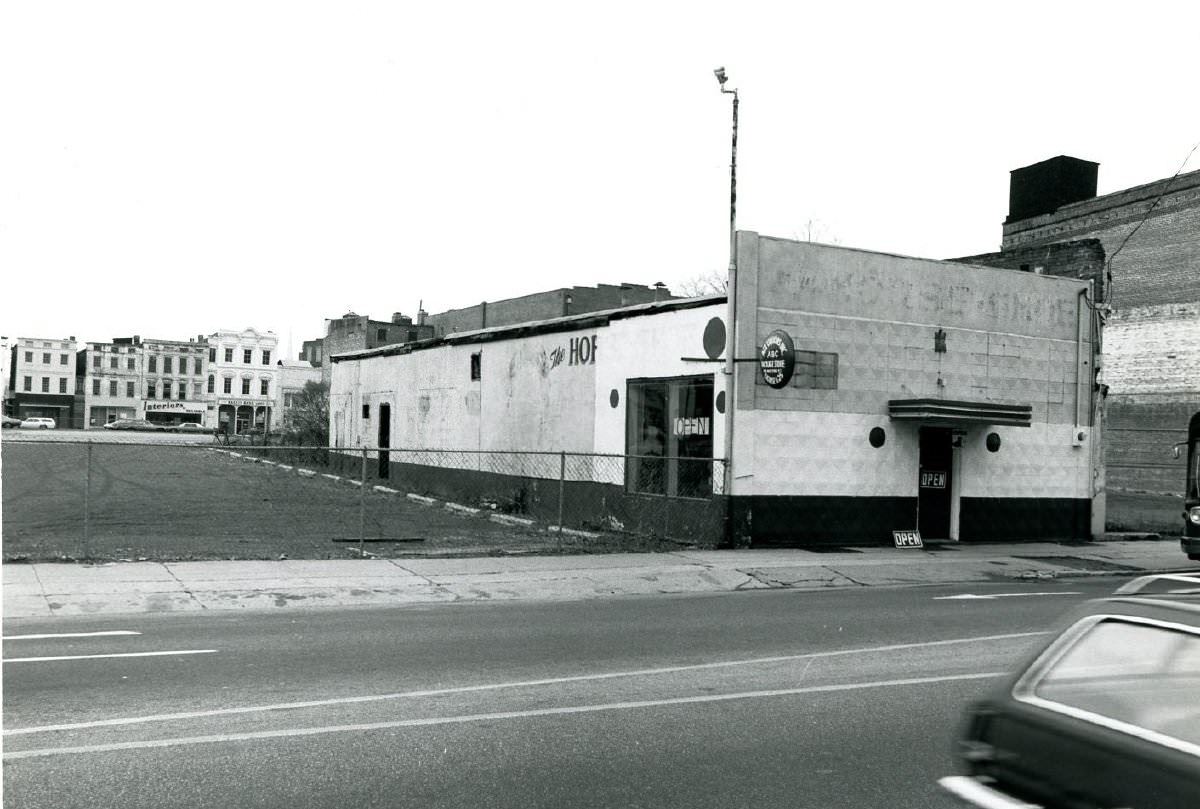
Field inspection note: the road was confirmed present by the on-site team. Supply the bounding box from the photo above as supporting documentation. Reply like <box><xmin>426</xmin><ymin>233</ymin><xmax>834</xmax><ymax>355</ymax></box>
<box><xmin>2</xmin><ymin>579</ymin><xmax>1116</xmax><ymax>808</ymax></box>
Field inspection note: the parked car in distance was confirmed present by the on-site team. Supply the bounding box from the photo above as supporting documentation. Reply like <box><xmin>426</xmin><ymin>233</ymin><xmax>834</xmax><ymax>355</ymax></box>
<box><xmin>102</xmin><ymin>419</ymin><xmax>163</xmax><ymax>432</ymax></box>
<box><xmin>19</xmin><ymin>417</ymin><xmax>56</xmax><ymax>429</ymax></box>
<box><xmin>170</xmin><ymin>422</ymin><xmax>213</xmax><ymax>433</ymax></box>
<box><xmin>1</xmin><ymin>415</ymin><xmax>22</xmax><ymax>428</ymax></box>
<box><xmin>940</xmin><ymin>572</ymin><xmax>1200</xmax><ymax>809</ymax></box>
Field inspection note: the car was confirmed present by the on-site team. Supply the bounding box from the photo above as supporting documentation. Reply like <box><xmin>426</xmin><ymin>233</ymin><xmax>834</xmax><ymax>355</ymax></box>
<box><xmin>19</xmin><ymin>417</ymin><xmax>56</xmax><ymax>429</ymax></box>
<box><xmin>939</xmin><ymin>572</ymin><xmax>1200</xmax><ymax>809</ymax></box>
<box><xmin>1</xmin><ymin>415</ymin><xmax>22</xmax><ymax>428</ymax></box>
<box><xmin>172</xmin><ymin>422</ymin><xmax>213</xmax><ymax>433</ymax></box>
<box><xmin>102</xmin><ymin>419</ymin><xmax>164</xmax><ymax>432</ymax></box>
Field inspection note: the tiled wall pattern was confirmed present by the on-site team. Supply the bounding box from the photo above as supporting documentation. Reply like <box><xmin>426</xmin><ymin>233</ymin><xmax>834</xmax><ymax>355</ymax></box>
<box><xmin>731</xmin><ymin>234</ymin><xmax>1098</xmax><ymax>505</ymax></box>
<box><xmin>737</xmin><ymin>411</ymin><xmax>1090</xmax><ymax>500</ymax></box>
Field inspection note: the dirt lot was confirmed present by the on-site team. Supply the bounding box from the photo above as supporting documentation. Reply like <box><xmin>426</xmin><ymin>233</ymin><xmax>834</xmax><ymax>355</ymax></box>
<box><xmin>1</xmin><ymin>440</ymin><xmax>674</xmax><ymax>562</ymax></box>
<box><xmin>2</xmin><ymin>438</ymin><xmax>1185</xmax><ymax>562</ymax></box>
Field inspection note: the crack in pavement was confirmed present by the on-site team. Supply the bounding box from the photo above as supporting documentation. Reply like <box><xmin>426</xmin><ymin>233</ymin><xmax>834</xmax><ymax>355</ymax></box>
<box><xmin>162</xmin><ymin>564</ymin><xmax>209</xmax><ymax>609</ymax></box>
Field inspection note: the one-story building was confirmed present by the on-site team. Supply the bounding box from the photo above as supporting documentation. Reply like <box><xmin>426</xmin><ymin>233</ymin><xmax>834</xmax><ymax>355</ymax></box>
<box><xmin>330</xmin><ymin>235</ymin><xmax>1102</xmax><ymax>547</ymax></box>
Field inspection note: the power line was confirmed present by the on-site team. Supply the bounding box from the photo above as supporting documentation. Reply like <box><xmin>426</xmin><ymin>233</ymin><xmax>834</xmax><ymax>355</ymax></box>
<box><xmin>1105</xmin><ymin>138</ymin><xmax>1200</xmax><ymax>303</ymax></box>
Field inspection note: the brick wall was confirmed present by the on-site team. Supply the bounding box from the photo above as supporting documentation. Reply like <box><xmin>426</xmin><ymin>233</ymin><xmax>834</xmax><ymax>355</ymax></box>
<box><xmin>424</xmin><ymin>284</ymin><xmax>673</xmax><ymax>337</ymax></box>
<box><xmin>1001</xmin><ymin>170</ymin><xmax>1200</xmax><ymax>310</ymax></box>
<box><xmin>987</xmin><ymin>168</ymin><xmax>1200</xmax><ymax>499</ymax></box>
<box><xmin>952</xmin><ymin>239</ymin><xmax>1106</xmax><ymax>302</ymax></box>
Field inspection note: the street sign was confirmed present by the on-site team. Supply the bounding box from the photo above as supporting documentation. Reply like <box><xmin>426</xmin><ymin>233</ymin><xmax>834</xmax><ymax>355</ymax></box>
<box><xmin>893</xmin><ymin>530</ymin><xmax>924</xmax><ymax>548</ymax></box>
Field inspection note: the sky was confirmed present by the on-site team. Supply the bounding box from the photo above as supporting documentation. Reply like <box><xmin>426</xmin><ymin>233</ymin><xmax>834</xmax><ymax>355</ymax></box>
<box><xmin>2</xmin><ymin>1</ymin><xmax>1197</xmax><ymax>357</ymax></box>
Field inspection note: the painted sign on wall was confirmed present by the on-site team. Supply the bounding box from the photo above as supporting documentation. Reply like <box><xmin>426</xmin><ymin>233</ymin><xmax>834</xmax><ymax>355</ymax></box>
<box><xmin>759</xmin><ymin>330</ymin><xmax>795</xmax><ymax>389</ymax></box>
<box><xmin>539</xmin><ymin>335</ymin><xmax>598</xmax><ymax>376</ymax></box>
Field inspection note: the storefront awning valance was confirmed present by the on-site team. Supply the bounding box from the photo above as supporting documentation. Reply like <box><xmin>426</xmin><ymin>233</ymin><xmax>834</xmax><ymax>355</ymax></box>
<box><xmin>887</xmin><ymin>398</ymin><xmax>1032</xmax><ymax>427</ymax></box>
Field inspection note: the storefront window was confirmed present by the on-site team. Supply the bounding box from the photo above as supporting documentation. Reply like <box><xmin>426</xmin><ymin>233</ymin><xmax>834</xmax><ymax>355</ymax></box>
<box><xmin>626</xmin><ymin>376</ymin><xmax>714</xmax><ymax>498</ymax></box>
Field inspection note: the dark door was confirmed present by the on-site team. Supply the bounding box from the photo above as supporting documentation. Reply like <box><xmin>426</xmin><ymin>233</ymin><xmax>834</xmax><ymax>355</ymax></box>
<box><xmin>918</xmin><ymin>426</ymin><xmax>952</xmax><ymax>539</ymax></box>
<box><xmin>378</xmin><ymin>403</ymin><xmax>391</xmax><ymax>479</ymax></box>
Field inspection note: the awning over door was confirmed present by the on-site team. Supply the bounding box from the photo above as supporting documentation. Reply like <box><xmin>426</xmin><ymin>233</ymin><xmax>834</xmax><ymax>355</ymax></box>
<box><xmin>887</xmin><ymin>398</ymin><xmax>1032</xmax><ymax>427</ymax></box>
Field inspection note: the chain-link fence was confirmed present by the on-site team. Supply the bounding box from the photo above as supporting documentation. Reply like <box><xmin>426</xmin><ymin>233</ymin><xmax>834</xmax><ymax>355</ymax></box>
<box><xmin>2</xmin><ymin>432</ymin><xmax>729</xmax><ymax>562</ymax></box>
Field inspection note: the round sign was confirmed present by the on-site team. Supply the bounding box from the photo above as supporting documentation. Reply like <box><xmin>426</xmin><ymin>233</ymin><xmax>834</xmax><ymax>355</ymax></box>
<box><xmin>759</xmin><ymin>330</ymin><xmax>795</xmax><ymax>389</ymax></box>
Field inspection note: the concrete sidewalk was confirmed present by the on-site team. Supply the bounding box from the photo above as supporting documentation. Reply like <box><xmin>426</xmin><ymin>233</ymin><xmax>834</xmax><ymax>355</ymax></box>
<box><xmin>3</xmin><ymin>539</ymin><xmax>1196</xmax><ymax>619</ymax></box>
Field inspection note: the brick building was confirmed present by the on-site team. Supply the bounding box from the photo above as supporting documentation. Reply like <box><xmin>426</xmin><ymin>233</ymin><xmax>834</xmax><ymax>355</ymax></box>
<box><xmin>954</xmin><ymin>156</ymin><xmax>1200</xmax><ymax>497</ymax></box>
<box><xmin>422</xmin><ymin>283</ymin><xmax>673</xmax><ymax>337</ymax></box>
<box><xmin>301</xmin><ymin>311</ymin><xmax>434</xmax><ymax>383</ymax></box>
<box><xmin>7</xmin><ymin>336</ymin><xmax>82</xmax><ymax>427</ymax></box>
<box><xmin>80</xmin><ymin>337</ymin><xmax>143</xmax><ymax>426</ymax></box>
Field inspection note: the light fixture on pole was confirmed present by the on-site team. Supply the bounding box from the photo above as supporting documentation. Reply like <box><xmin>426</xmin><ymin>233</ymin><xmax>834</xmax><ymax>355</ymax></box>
<box><xmin>714</xmin><ymin>66</ymin><xmax>739</xmax><ymax>523</ymax></box>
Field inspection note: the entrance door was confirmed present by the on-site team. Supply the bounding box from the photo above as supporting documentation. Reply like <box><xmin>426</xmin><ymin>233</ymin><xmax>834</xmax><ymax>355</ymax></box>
<box><xmin>918</xmin><ymin>427</ymin><xmax>953</xmax><ymax>539</ymax></box>
<box><xmin>378</xmin><ymin>402</ymin><xmax>391</xmax><ymax>479</ymax></box>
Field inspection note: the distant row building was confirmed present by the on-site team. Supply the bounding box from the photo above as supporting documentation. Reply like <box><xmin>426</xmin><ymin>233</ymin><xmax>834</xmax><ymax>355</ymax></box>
<box><xmin>3</xmin><ymin>283</ymin><xmax>676</xmax><ymax>432</ymax></box>
<box><xmin>4</xmin><ymin>328</ymin><xmax>320</xmax><ymax>433</ymax></box>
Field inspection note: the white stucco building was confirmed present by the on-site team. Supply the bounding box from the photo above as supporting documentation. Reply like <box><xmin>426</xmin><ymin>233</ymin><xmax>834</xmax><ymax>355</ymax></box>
<box><xmin>330</xmin><ymin>236</ymin><xmax>1102</xmax><ymax>547</ymax></box>
<box><xmin>207</xmin><ymin>328</ymin><xmax>279</xmax><ymax>434</ymax></box>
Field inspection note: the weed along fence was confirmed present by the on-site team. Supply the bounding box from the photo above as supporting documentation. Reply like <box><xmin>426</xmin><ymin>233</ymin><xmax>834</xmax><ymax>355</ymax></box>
<box><xmin>1</xmin><ymin>436</ymin><xmax>729</xmax><ymax>563</ymax></box>
<box><xmin>300</xmin><ymin>445</ymin><xmax>727</xmax><ymax>544</ymax></box>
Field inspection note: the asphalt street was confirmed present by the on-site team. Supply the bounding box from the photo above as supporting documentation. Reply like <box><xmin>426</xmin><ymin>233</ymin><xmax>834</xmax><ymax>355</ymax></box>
<box><xmin>1</xmin><ymin>578</ymin><xmax>1123</xmax><ymax>809</ymax></box>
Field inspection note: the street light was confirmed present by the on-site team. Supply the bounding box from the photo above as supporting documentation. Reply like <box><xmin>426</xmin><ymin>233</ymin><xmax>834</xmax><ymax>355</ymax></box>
<box><xmin>715</xmin><ymin>66</ymin><xmax>739</xmax><ymax>524</ymax></box>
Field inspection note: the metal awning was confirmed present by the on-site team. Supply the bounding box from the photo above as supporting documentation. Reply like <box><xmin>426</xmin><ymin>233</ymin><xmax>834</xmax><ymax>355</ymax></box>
<box><xmin>887</xmin><ymin>398</ymin><xmax>1032</xmax><ymax>427</ymax></box>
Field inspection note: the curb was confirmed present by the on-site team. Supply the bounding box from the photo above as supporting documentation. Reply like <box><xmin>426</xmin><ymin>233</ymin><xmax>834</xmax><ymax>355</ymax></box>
<box><xmin>490</xmin><ymin>514</ymin><xmax>536</xmax><ymax>528</ymax></box>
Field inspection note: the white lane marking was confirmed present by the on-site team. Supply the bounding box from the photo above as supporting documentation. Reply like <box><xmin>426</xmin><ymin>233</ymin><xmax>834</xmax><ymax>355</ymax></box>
<box><xmin>4</xmin><ymin>650</ymin><xmax>217</xmax><ymax>664</ymax></box>
<box><xmin>5</xmin><ymin>631</ymin><xmax>1045</xmax><ymax>736</ymax></box>
<box><xmin>4</xmin><ymin>631</ymin><xmax>142</xmax><ymax>641</ymax></box>
<box><xmin>3</xmin><ymin>671</ymin><xmax>1005</xmax><ymax>760</ymax></box>
<box><xmin>934</xmin><ymin>592</ymin><xmax>1083</xmax><ymax>601</ymax></box>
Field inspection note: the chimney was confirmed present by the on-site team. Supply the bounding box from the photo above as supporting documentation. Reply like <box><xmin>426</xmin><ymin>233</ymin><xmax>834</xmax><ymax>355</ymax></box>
<box><xmin>1007</xmin><ymin>156</ymin><xmax>1099</xmax><ymax>223</ymax></box>
<box><xmin>417</xmin><ymin>301</ymin><xmax>427</xmax><ymax>326</ymax></box>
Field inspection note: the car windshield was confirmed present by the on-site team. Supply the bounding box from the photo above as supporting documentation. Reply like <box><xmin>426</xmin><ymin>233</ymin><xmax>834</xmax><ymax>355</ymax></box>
<box><xmin>1027</xmin><ymin>617</ymin><xmax>1200</xmax><ymax>748</ymax></box>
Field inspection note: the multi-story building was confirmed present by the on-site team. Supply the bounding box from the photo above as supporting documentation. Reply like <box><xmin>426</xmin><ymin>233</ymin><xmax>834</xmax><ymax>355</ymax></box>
<box><xmin>954</xmin><ymin>156</ymin><xmax>1200</xmax><ymax>496</ymax></box>
<box><xmin>301</xmin><ymin>311</ymin><xmax>434</xmax><ymax>383</ymax></box>
<box><xmin>141</xmin><ymin>336</ymin><xmax>211</xmax><ymax>428</ymax></box>
<box><xmin>207</xmin><ymin>327</ymin><xmax>279</xmax><ymax>434</ymax></box>
<box><xmin>8</xmin><ymin>336</ymin><xmax>82</xmax><ymax>426</ymax></box>
<box><xmin>80</xmin><ymin>337</ymin><xmax>143</xmax><ymax>426</ymax></box>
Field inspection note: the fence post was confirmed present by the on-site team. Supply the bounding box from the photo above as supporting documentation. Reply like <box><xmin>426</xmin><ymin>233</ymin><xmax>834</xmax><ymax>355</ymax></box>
<box><xmin>83</xmin><ymin>442</ymin><xmax>93</xmax><ymax>560</ymax></box>
<box><xmin>359</xmin><ymin>447</ymin><xmax>368</xmax><ymax>557</ymax></box>
<box><xmin>558</xmin><ymin>451</ymin><xmax>566</xmax><ymax>538</ymax></box>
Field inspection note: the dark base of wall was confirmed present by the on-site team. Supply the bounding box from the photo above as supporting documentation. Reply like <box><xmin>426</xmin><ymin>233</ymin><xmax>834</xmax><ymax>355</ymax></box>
<box><xmin>738</xmin><ymin>495</ymin><xmax>1092</xmax><ymax>546</ymax></box>
<box><xmin>324</xmin><ymin>453</ymin><xmax>1093</xmax><ymax>547</ymax></box>
<box><xmin>959</xmin><ymin>497</ymin><xmax>1090</xmax><ymax>541</ymax></box>
<box><xmin>329</xmin><ymin>455</ymin><xmax>728</xmax><ymax>547</ymax></box>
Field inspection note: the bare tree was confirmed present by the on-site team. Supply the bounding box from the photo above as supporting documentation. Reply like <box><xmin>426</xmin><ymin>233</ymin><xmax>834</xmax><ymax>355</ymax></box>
<box><xmin>676</xmin><ymin>270</ymin><xmax>729</xmax><ymax>298</ymax></box>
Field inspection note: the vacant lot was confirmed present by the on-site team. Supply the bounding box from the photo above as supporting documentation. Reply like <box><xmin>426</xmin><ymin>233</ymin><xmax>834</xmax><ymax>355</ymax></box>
<box><xmin>1</xmin><ymin>441</ymin><xmax>592</xmax><ymax>562</ymax></box>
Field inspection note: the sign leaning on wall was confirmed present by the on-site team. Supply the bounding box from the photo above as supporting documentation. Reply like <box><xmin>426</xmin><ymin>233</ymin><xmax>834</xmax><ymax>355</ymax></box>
<box><xmin>759</xmin><ymin>330</ymin><xmax>796</xmax><ymax>389</ymax></box>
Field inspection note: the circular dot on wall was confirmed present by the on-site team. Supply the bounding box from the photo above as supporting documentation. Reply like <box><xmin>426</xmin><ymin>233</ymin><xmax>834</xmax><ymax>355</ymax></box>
<box><xmin>869</xmin><ymin>427</ymin><xmax>886</xmax><ymax>448</ymax></box>
<box><xmin>986</xmin><ymin>432</ymin><xmax>1002</xmax><ymax>452</ymax></box>
<box><xmin>702</xmin><ymin>318</ymin><xmax>726</xmax><ymax>360</ymax></box>
<box><xmin>715</xmin><ymin>391</ymin><xmax>726</xmax><ymax>414</ymax></box>
<box><xmin>609</xmin><ymin>389</ymin><xmax>619</xmax><ymax>408</ymax></box>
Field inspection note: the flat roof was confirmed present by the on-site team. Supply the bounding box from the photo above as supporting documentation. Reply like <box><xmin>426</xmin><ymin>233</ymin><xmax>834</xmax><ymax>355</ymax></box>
<box><xmin>330</xmin><ymin>295</ymin><xmax>725</xmax><ymax>363</ymax></box>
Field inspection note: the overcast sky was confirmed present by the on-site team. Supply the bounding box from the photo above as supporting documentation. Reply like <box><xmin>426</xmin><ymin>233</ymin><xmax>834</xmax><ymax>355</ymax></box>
<box><xmin>2</xmin><ymin>2</ymin><xmax>1197</xmax><ymax>356</ymax></box>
